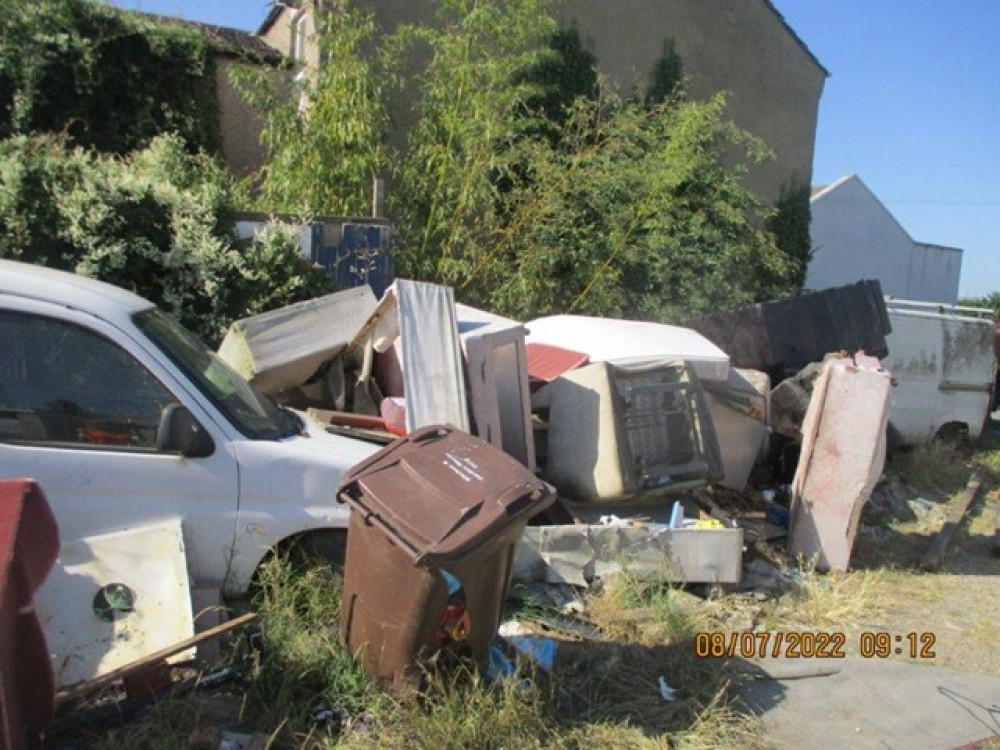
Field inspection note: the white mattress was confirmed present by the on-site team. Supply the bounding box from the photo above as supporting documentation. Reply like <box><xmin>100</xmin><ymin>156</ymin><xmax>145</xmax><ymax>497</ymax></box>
<box><xmin>526</xmin><ymin>315</ymin><xmax>730</xmax><ymax>382</ymax></box>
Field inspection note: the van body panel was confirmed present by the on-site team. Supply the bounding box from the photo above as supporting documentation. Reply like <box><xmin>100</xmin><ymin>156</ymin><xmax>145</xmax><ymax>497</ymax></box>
<box><xmin>882</xmin><ymin>299</ymin><xmax>996</xmax><ymax>445</ymax></box>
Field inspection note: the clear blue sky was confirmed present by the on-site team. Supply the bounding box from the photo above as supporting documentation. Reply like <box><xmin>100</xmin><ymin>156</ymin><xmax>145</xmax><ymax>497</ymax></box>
<box><xmin>114</xmin><ymin>0</ymin><xmax>1000</xmax><ymax>298</ymax></box>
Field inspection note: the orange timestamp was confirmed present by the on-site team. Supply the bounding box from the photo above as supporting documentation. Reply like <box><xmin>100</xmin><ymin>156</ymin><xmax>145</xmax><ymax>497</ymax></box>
<box><xmin>694</xmin><ymin>631</ymin><xmax>938</xmax><ymax>660</ymax></box>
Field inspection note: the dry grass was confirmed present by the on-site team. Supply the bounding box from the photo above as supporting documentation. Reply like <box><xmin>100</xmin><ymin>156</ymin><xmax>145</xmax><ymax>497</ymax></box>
<box><xmin>891</xmin><ymin>442</ymin><xmax>971</xmax><ymax>495</ymax></box>
<box><xmin>85</xmin><ymin>558</ymin><xmax>764</xmax><ymax>749</ymax></box>
<box><xmin>763</xmin><ymin>562</ymin><xmax>887</xmax><ymax>630</ymax></box>
<box><xmin>587</xmin><ymin>571</ymin><xmax>711</xmax><ymax>645</ymax></box>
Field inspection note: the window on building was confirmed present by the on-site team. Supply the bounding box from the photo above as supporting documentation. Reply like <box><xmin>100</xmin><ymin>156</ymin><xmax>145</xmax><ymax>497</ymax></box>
<box><xmin>0</xmin><ymin>311</ymin><xmax>178</xmax><ymax>449</ymax></box>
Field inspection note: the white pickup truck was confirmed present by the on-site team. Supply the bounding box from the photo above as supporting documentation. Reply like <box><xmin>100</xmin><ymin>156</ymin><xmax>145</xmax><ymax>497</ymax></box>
<box><xmin>0</xmin><ymin>260</ymin><xmax>377</xmax><ymax>595</ymax></box>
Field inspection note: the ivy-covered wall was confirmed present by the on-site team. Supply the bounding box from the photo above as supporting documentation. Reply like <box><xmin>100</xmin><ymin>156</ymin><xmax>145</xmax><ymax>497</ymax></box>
<box><xmin>0</xmin><ymin>0</ymin><xmax>221</xmax><ymax>155</ymax></box>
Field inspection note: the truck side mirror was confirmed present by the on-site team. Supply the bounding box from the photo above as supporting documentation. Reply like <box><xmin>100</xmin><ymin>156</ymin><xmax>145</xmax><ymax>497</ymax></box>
<box><xmin>156</xmin><ymin>404</ymin><xmax>215</xmax><ymax>458</ymax></box>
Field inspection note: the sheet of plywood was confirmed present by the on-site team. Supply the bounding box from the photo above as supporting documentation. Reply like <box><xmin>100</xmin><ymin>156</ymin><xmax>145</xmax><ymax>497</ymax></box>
<box><xmin>460</xmin><ymin>321</ymin><xmax>535</xmax><ymax>470</ymax></box>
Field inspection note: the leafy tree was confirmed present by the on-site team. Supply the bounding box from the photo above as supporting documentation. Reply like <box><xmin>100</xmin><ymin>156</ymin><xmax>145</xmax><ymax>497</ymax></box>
<box><xmin>515</xmin><ymin>27</ymin><xmax>598</xmax><ymax>143</ymax></box>
<box><xmin>236</xmin><ymin>0</ymin><xmax>803</xmax><ymax>321</ymax></box>
<box><xmin>645</xmin><ymin>37</ymin><xmax>684</xmax><ymax>106</ymax></box>
<box><xmin>767</xmin><ymin>181</ymin><xmax>813</xmax><ymax>290</ymax></box>
<box><xmin>231</xmin><ymin>0</ymin><xmax>387</xmax><ymax>216</ymax></box>
<box><xmin>484</xmin><ymin>93</ymin><xmax>796</xmax><ymax>321</ymax></box>
<box><xmin>388</xmin><ymin>0</ymin><xmax>557</xmax><ymax>282</ymax></box>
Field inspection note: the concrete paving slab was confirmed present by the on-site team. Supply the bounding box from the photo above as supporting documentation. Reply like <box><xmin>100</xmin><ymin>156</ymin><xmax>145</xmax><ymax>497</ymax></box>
<box><xmin>739</xmin><ymin>657</ymin><xmax>1000</xmax><ymax>749</ymax></box>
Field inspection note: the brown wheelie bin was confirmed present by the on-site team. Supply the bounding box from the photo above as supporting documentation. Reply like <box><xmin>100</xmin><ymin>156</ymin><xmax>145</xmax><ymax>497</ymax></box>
<box><xmin>337</xmin><ymin>424</ymin><xmax>554</xmax><ymax>692</ymax></box>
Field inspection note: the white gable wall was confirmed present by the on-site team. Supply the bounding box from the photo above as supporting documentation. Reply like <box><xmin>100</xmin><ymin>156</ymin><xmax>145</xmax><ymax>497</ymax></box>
<box><xmin>806</xmin><ymin>175</ymin><xmax>962</xmax><ymax>303</ymax></box>
<box><xmin>909</xmin><ymin>243</ymin><xmax>962</xmax><ymax>303</ymax></box>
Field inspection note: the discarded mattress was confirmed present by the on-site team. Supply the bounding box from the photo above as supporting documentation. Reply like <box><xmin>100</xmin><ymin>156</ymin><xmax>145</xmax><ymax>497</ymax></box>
<box><xmin>33</xmin><ymin>518</ymin><xmax>195</xmax><ymax>687</ymax></box>
<box><xmin>546</xmin><ymin>360</ymin><xmax>723</xmax><ymax>504</ymax></box>
<box><xmin>513</xmin><ymin>522</ymin><xmax>743</xmax><ymax>585</ymax></box>
<box><xmin>217</xmin><ymin>285</ymin><xmax>377</xmax><ymax>395</ymax></box>
<box><xmin>788</xmin><ymin>353</ymin><xmax>891</xmax><ymax>571</ymax></box>
<box><xmin>525</xmin><ymin>315</ymin><xmax>730</xmax><ymax>382</ymax></box>
<box><xmin>685</xmin><ymin>280</ymin><xmax>891</xmax><ymax>375</ymax></box>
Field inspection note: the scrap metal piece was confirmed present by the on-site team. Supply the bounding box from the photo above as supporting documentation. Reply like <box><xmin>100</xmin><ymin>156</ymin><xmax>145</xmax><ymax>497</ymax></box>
<box><xmin>34</xmin><ymin>518</ymin><xmax>195</xmax><ymax>688</ymax></box>
<box><xmin>513</xmin><ymin>523</ymin><xmax>743</xmax><ymax>585</ymax></box>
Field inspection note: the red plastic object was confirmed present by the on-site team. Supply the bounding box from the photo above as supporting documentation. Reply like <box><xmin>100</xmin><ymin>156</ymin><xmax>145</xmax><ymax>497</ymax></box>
<box><xmin>525</xmin><ymin>343</ymin><xmax>589</xmax><ymax>385</ymax></box>
<box><xmin>0</xmin><ymin>479</ymin><xmax>59</xmax><ymax>750</ymax></box>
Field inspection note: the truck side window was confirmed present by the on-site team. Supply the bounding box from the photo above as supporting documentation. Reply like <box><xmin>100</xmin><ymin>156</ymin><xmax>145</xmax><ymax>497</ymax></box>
<box><xmin>0</xmin><ymin>310</ymin><xmax>178</xmax><ymax>449</ymax></box>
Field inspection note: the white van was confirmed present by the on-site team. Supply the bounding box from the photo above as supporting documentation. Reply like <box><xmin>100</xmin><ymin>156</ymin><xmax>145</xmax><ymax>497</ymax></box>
<box><xmin>882</xmin><ymin>298</ymin><xmax>996</xmax><ymax>446</ymax></box>
<box><xmin>0</xmin><ymin>260</ymin><xmax>378</xmax><ymax>594</ymax></box>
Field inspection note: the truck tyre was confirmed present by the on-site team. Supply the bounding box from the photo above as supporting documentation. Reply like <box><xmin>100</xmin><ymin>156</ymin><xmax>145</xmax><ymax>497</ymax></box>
<box><xmin>294</xmin><ymin>529</ymin><xmax>349</xmax><ymax>569</ymax></box>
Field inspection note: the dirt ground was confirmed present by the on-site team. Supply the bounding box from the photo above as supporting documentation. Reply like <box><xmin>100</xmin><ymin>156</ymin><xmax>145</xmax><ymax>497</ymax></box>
<box><xmin>845</xmin><ymin>471</ymin><xmax>1000</xmax><ymax>676</ymax></box>
<box><xmin>761</xmin><ymin>440</ymin><xmax>1000</xmax><ymax>677</ymax></box>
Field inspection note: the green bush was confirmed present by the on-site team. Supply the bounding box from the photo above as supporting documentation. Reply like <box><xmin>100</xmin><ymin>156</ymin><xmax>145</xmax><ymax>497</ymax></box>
<box><xmin>483</xmin><ymin>94</ymin><xmax>796</xmax><ymax>322</ymax></box>
<box><xmin>0</xmin><ymin>134</ymin><xmax>333</xmax><ymax>345</ymax></box>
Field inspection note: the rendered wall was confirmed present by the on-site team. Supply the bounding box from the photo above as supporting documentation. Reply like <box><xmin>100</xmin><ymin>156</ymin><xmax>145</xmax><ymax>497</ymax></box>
<box><xmin>552</xmin><ymin>0</ymin><xmax>826</xmax><ymax>203</ymax></box>
<box><xmin>215</xmin><ymin>58</ymin><xmax>274</xmax><ymax>176</ymax></box>
<box><xmin>807</xmin><ymin>176</ymin><xmax>962</xmax><ymax>303</ymax></box>
<box><xmin>261</xmin><ymin>0</ymin><xmax>826</xmax><ymax>205</ymax></box>
<box><xmin>909</xmin><ymin>243</ymin><xmax>962</xmax><ymax>303</ymax></box>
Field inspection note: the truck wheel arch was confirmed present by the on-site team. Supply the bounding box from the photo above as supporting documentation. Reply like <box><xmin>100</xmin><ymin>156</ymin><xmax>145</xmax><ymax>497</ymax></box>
<box><xmin>249</xmin><ymin>527</ymin><xmax>349</xmax><ymax>588</ymax></box>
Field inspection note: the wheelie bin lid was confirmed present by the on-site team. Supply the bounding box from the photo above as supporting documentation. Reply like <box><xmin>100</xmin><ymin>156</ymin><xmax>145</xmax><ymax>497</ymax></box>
<box><xmin>337</xmin><ymin>425</ymin><xmax>554</xmax><ymax>566</ymax></box>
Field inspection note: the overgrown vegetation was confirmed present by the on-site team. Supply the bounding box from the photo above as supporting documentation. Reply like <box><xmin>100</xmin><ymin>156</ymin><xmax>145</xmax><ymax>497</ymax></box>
<box><xmin>483</xmin><ymin>93</ymin><xmax>794</xmax><ymax>321</ymax></box>
<box><xmin>232</xmin><ymin>0</ymin><xmax>387</xmax><ymax>216</ymax></box>
<box><xmin>386</xmin><ymin>0</ymin><xmax>558</xmax><ymax>284</ymax></box>
<box><xmin>645</xmin><ymin>37</ymin><xmax>684</xmax><ymax>107</ymax></box>
<box><xmin>0</xmin><ymin>0</ymin><xmax>332</xmax><ymax>342</ymax></box>
<box><xmin>84</xmin><ymin>556</ymin><xmax>763</xmax><ymax>749</ymax></box>
<box><xmin>236</xmin><ymin>0</ymin><xmax>805</xmax><ymax>321</ymax></box>
<box><xmin>2</xmin><ymin>0</ymin><xmax>813</xmax><ymax>341</ymax></box>
<box><xmin>767</xmin><ymin>181</ymin><xmax>813</xmax><ymax>290</ymax></box>
<box><xmin>959</xmin><ymin>290</ymin><xmax>1000</xmax><ymax>317</ymax></box>
<box><xmin>0</xmin><ymin>133</ymin><xmax>332</xmax><ymax>344</ymax></box>
<box><xmin>0</xmin><ymin>0</ymin><xmax>221</xmax><ymax>154</ymax></box>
